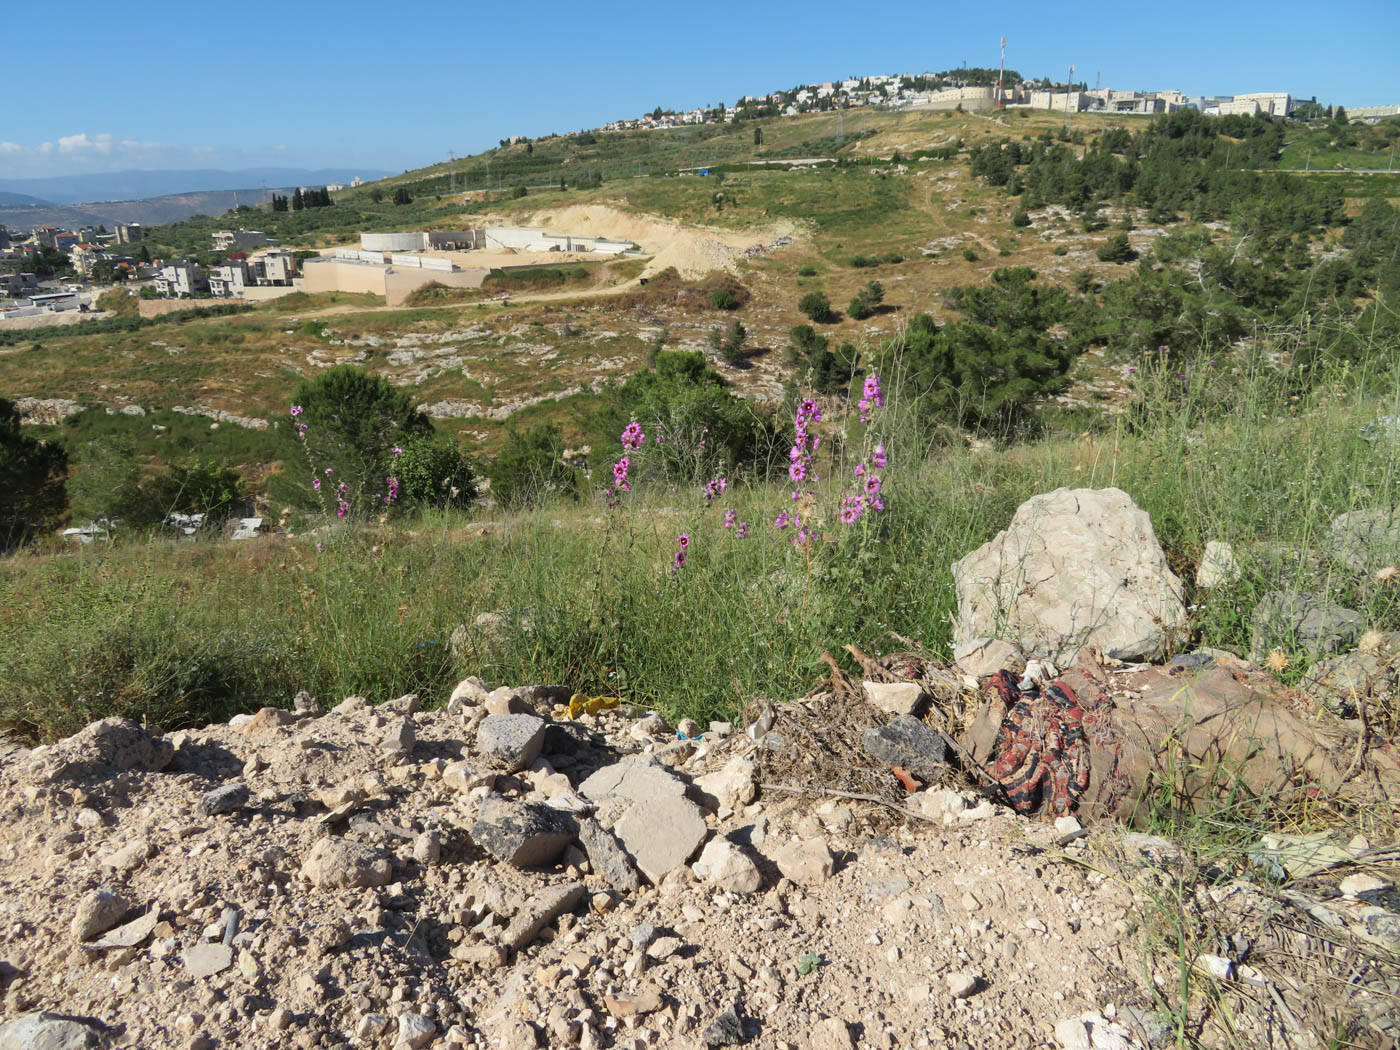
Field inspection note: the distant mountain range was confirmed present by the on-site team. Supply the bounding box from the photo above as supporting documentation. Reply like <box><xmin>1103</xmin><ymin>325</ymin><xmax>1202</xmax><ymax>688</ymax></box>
<box><xmin>0</xmin><ymin>167</ymin><xmax>390</xmax><ymax>206</ymax></box>
<box><xmin>0</xmin><ymin>188</ymin><xmax>323</xmax><ymax>230</ymax></box>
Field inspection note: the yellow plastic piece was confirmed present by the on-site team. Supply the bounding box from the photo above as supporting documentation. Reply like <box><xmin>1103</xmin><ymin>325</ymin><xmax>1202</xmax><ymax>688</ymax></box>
<box><xmin>567</xmin><ymin>693</ymin><xmax>621</xmax><ymax>718</ymax></box>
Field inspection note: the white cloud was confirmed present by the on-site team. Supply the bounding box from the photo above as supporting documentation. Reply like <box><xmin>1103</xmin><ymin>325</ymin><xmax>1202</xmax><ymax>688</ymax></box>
<box><xmin>0</xmin><ymin>132</ymin><xmax>262</xmax><ymax>177</ymax></box>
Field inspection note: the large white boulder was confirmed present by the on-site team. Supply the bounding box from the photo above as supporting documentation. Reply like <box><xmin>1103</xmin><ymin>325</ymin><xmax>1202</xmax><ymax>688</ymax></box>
<box><xmin>951</xmin><ymin>487</ymin><xmax>1187</xmax><ymax>663</ymax></box>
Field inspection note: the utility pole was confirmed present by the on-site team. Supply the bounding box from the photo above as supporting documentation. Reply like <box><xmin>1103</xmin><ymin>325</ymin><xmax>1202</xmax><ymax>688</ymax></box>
<box><xmin>449</xmin><ymin>150</ymin><xmax>456</xmax><ymax>195</ymax></box>
<box><xmin>996</xmin><ymin>36</ymin><xmax>1006</xmax><ymax>108</ymax></box>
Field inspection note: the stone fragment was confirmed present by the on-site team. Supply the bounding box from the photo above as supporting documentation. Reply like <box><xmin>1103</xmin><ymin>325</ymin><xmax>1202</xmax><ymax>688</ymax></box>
<box><xmin>770</xmin><ymin>837</ymin><xmax>835</xmax><ymax>886</ymax></box>
<box><xmin>694</xmin><ymin>757</ymin><xmax>757</xmax><ymax>811</ymax></box>
<box><xmin>412</xmin><ymin>832</ymin><xmax>442</xmax><ymax>866</ymax></box>
<box><xmin>862</xmin><ymin>716</ymin><xmax>948</xmax><ymax>781</ymax></box>
<box><xmin>0</xmin><ymin>1012</ymin><xmax>103</xmax><ymax>1050</ymax></box>
<box><xmin>197</xmin><ymin>783</ymin><xmax>250</xmax><ymax>816</ymax></box>
<box><xmin>579</xmin><ymin>758</ymin><xmax>687</xmax><ymax>805</ymax></box>
<box><xmin>471</xmin><ymin>796</ymin><xmax>577</xmax><ymax>868</ymax></box>
<box><xmin>104</xmin><ymin>838</ymin><xmax>153</xmax><ymax>873</ymax></box>
<box><xmin>952</xmin><ymin>637</ymin><xmax>1027</xmax><ymax>679</ymax></box>
<box><xmin>489</xmin><ymin>1018</ymin><xmax>540</xmax><ymax>1050</ymax></box>
<box><xmin>475</xmin><ymin>714</ymin><xmax>546</xmax><ymax>773</ymax></box>
<box><xmin>692</xmin><ymin>837</ymin><xmax>763</xmax><ymax>894</ymax></box>
<box><xmin>862</xmin><ymin>681</ymin><xmax>926</xmax><ymax>716</ymax></box>
<box><xmin>702</xmin><ymin>1007</ymin><xmax>746</xmax><ymax>1047</ymax></box>
<box><xmin>1328</xmin><ymin>508</ymin><xmax>1400</xmax><ymax>573</ymax></box>
<box><xmin>242</xmin><ymin>707</ymin><xmax>298</xmax><ymax>736</ymax></box>
<box><xmin>452</xmin><ymin>941</ymin><xmax>507</xmax><ymax>967</ymax></box>
<box><xmin>379</xmin><ymin>717</ymin><xmax>415</xmax><ymax>755</ymax></box>
<box><xmin>576</xmin><ymin>817</ymin><xmax>641</xmax><ymax>891</ymax></box>
<box><xmin>946</xmin><ymin>971</ymin><xmax>980</xmax><ymax>999</ymax></box>
<box><xmin>502</xmin><ymin>882</ymin><xmax>585</xmax><ymax>951</ymax></box>
<box><xmin>183</xmin><ymin>942</ymin><xmax>233</xmax><ymax>978</ymax></box>
<box><xmin>604</xmin><ymin>984</ymin><xmax>663</xmax><ymax>1017</ymax></box>
<box><xmin>265</xmin><ymin>1007</ymin><xmax>294</xmax><ymax>1032</ymax></box>
<box><xmin>1196</xmin><ymin>541</ymin><xmax>1241</xmax><ymax>590</ymax></box>
<box><xmin>952</xmin><ymin>487</ymin><xmax>1187</xmax><ymax>662</ymax></box>
<box><xmin>612</xmin><ymin>795</ymin><xmax>708</xmax><ymax>884</ymax></box>
<box><xmin>292</xmin><ymin>690</ymin><xmax>321</xmax><ymax>715</ymax></box>
<box><xmin>1053</xmin><ymin>1012</ymin><xmax>1137</xmax><ymax>1050</ymax></box>
<box><xmin>88</xmin><ymin>908</ymin><xmax>160</xmax><ymax>950</ymax></box>
<box><xmin>45</xmin><ymin>717</ymin><xmax>173</xmax><ymax>780</ymax></box>
<box><xmin>1250</xmin><ymin>590</ymin><xmax>1365</xmax><ymax>662</ymax></box>
<box><xmin>71</xmin><ymin>888</ymin><xmax>134</xmax><ymax>942</ymax></box>
<box><xmin>300</xmin><ymin>838</ymin><xmax>393</xmax><ymax>889</ymax></box>
<box><xmin>356</xmin><ymin>1015</ymin><xmax>391</xmax><ymax>1039</ymax></box>
<box><xmin>396</xmin><ymin>1014</ymin><xmax>436</xmax><ymax>1050</ymax></box>
<box><xmin>1341</xmin><ymin>873</ymin><xmax>1391</xmax><ymax>896</ymax></box>
<box><xmin>448</xmin><ymin>676</ymin><xmax>492</xmax><ymax>707</ymax></box>
<box><xmin>810</xmin><ymin>1017</ymin><xmax>854</xmax><ymax>1050</ymax></box>
<box><xmin>485</xmin><ymin>693</ymin><xmax>532</xmax><ymax>716</ymax></box>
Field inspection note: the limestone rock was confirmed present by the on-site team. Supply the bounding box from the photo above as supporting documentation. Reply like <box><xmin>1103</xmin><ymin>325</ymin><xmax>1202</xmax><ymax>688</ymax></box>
<box><xmin>1250</xmin><ymin>590</ymin><xmax>1365</xmax><ymax>662</ymax></box>
<box><xmin>396</xmin><ymin>1014</ymin><xmax>436</xmax><ymax>1050</ymax></box>
<box><xmin>694</xmin><ymin>757</ymin><xmax>757</xmax><ymax>811</ymax></box>
<box><xmin>1196</xmin><ymin>540</ymin><xmax>1241</xmax><ymax>590</ymax></box>
<box><xmin>612</xmin><ymin>795</ymin><xmax>708</xmax><ymax>884</ymax></box>
<box><xmin>952</xmin><ymin>637</ymin><xmax>1027</xmax><ymax>679</ymax></box>
<box><xmin>575</xmin><ymin>817</ymin><xmax>641</xmax><ymax>891</ymax></box>
<box><xmin>692</xmin><ymin>837</ymin><xmax>763</xmax><ymax>894</ymax></box>
<box><xmin>702</xmin><ymin>1007</ymin><xmax>746</xmax><ymax>1047</ymax></box>
<box><xmin>197</xmin><ymin>782</ymin><xmax>249</xmax><ymax>816</ymax></box>
<box><xmin>475</xmin><ymin>714</ymin><xmax>545</xmax><ymax>773</ymax></box>
<box><xmin>580</xmin><ymin>758</ymin><xmax>687</xmax><ymax>805</ymax></box>
<box><xmin>771</xmin><ymin>837</ymin><xmax>835</xmax><ymax>886</ymax></box>
<box><xmin>71</xmin><ymin>888</ymin><xmax>134</xmax><ymax>942</ymax></box>
<box><xmin>1328</xmin><ymin>508</ymin><xmax>1400</xmax><ymax>573</ymax></box>
<box><xmin>300</xmin><ymin>838</ymin><xmax>393</xmax><ymax>889</ymax></box>
<box><xmin>44</xmin><ymin>718</ymin><xmax>173</xmax><ymax>781</ymax></box>
<box><xmin>952</xmin><ymin>487</ymin><xmax>1187</xmax><ymax>662</ymax></box>
<box><xmin>810</xmin><ymin>1017</ymin><xmax>854</xmax><ymax>1050</ymax></box>
<box><xmin>0</xmin><ymin>1012</ymin><xmax>104</xmax><ymax>1050</ymax></box>
<box><xmin>471</xmin><ymin>796</ymin><xmax>577</xmax><ymax>868</ymax></box>
<box><xmin>448</xmin><ymin>676</ymin><xmax>492</xmax><ymax>707</ymax></box>
<box><xmin>183</xmin><ymin>941</ymin><xmax>233</xmax><ymax>978</ymax></box>
<box><xmin>861</xmin><ymin>681</ymin><xmax>926</xmax><ymax>716</ymax></box>
<box><xmin>862</xmin><ymin>716</ymin><xmax>948</xmax><ymax>781</ymax></box>
<box><xmin>501</xmin><ymin>882</ymin><xmax>585</xmax><ymax>950</ymax></box>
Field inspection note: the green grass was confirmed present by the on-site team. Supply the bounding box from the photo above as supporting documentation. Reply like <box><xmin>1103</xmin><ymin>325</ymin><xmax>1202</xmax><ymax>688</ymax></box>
<box><xmin>6</xmin><ymin>338</ymin><xmax>1400</xmax><ymax>744</ymax></box>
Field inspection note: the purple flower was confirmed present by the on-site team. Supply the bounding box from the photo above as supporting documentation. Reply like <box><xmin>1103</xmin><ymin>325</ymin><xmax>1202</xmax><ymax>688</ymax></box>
<box><xmin>677</xmin><ymin>533</ymin><xmax>690</xmax><ymax>549</ymax></box>
<box><xmin>723</xmin><ymin>509</ymin><xmax>737</xmax><ymax>530</ymax></box>
<box><xmin>392</xmin><ymin>446</ymin><xmax>404</xmax><ymax>458</ymax></box>
<box><xmin>324</xmin><ymin>467</ymin><xmax>334</xmax><ymax>477</ymax></box>
<box><xmin>798</xmin><ymin>398</ymin><xmax>821</xmax><ymax>422</ymax></box>
<box><xmin>315</xmin><ymin>541</ymin><xmax>323</xmax><ymax>553</ymax></box>
<box><xmin>788</xmin><ymin>461</ymin><xmax>807</xmax><ymax>483</ymax></box>
<box><xmin>871</xmin><ymin>444</ymin><xmax>887</xmax><ymax>469</ymax></box>
<box><xmin>312</xmin><ymin>478</ymin><xmax>322</xmax><ymax>491</ymax></box>
<box><xmin>338</xmin><ymin>481</ymin><xmax>349</xmax><ymax>495</ymax></box>
<box><xmin>620</xmin><ymin>422</ymin><xmax>645</xmax><ymax>450</ymax></box>
<box><xmin>612</xmin><ymin>458</ymin><xmax>630</xmax><ymax>484</ymax></box>
<box><xmin>737</xmin><ymin>521</ymin><xmax>750</xmax><ymax>540</ymax></box>
<box><xmin>289</xmin><ymin>404</ymin><xmax>303</xmax><ymax>417</ymax></box>
<box><xmin>673</xmin><ymin>549</ymin><xmax>687</xmax><ymax>569</ymax></box>
<box><xmin>776</xmin><ymin>511</ymin><xmax>792</xmax><ymax>530</ymax></box>
<box><xmin>705</xmin><ymin>476</ymin><xmax>728</xmax><ymax>501</ymax></box>
<box><xmin>336</xmin><ymin>500</ymin><xmax>349</xmax><ymax>518</ymax></box>
<box><xmin>863</xmin><ymin>374</ymin><xmax>884</xmax><ymax>407</ymax></box>
<box><xmin>864</xmin><ymin>475</ymin><xmax>882</xmax><ymax>495</ymax></box>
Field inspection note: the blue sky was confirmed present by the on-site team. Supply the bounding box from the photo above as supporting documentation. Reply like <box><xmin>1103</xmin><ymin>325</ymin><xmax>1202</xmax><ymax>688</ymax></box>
<box><xmin>3</xmin><ymin>0</ymin><xmax>1396</xmax><ymax>179</ymax></box>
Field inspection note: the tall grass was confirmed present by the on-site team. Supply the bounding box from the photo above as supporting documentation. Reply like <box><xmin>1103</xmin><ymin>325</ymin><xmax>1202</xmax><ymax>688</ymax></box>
<box><xmin>4</xmin><ymin>339</ymin><xmax>1400</xmax><ymax>741</ymax></box>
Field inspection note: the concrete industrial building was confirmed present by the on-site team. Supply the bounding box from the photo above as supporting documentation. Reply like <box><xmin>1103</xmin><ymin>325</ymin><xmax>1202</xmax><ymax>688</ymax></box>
<box><xmin>360</xmin><ymin>228</ymin><xmax>635</xmax><ymax>256</ymax></box>
<box><xmin>1029</xmin><ymin>90</ymin><xmax>1091</xmax><ymax>113</ymax></box>
<box><xmin>114</xmin><ymin>223</ymin><xmax>142</xmax><ymax>244</ymax></box>
<box><xmin>1215</xmin><ymin>93</ymin><xmax>1293</xmax><ymax>117</ymax></box>
<box><xmin>212</xmin><ymin>229</ymin><xmax>270</xmax><ymax>251</ymax></box>
<box><xmin>300</xmin><ymin>255</ymin><xmax>489</xmax><ymax>306</ymax></box>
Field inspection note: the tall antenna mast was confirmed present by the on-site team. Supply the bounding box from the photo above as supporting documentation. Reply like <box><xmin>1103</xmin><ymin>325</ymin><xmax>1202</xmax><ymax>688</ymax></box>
<box><xmin>997</xmin><ymin>36</ymin><xmax>1006</xmax><ymax>109</ymax></box>
<box><xmin>1066</xmin><ymin>64</ymin><xmax>1076</xmax><ymax>113</ymax></box>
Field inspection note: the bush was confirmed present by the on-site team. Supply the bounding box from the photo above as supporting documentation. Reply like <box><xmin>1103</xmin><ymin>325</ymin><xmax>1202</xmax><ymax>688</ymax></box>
<box><xmin>511</xmin><ymin>185</ymin><xmax>528</xmax><ymax>199</ymax></box>
<box><xmin>1012</xmin><ymin>211</ymin><xmax>1032</xmax><ymax>228</ymax></box>
<box><xmin>962</xmin><ymin>247</ymin><xmax>979</xmax><ymax>262</ymax></box>
<box><xmin>0</xmin><ymin>398</ymin><xmax>68</xmax><ymax>549</ymax></box>
<box><xmin>798</xmin><ymin>290</ymin><xmax>835</xmax><ymax>323</ymax></box>
<box><xmin>707</xmin><ymin>319</ymin><xmax>748</xmax><ymax>365</ymax></box>
<box><xmin>797</xmin><ymin>265</ymin><xmax>819</xmax><ymax>277</ymax></box>
<box><xmin>848</xmin><ymin>294</ymin><xmax>873</xmax><ymax>320</ymax></box>
<box><xmin>880</xmin><ymin>251</ymin><xmax>904</xmax><ymax>265</ymax></box>
<box><xmin>1097</xmin><ymin>233</ymin><xmax>1136</xmax><ymax>263</ymax></box>
<box><xmin>806</xmin><ymin>341</ymin><xmax>858</xmax><ymax>394</ymax></box>
<box><xmin>1052</xmin><ymin>245</ymin><xmax>1069</xmax><ymax>256</ymax></box>
<box><xmin>285</xmin><ymin>366</ymin><xmax>433</xmax><ymax>511</ymax></box>
<box><xmin>599</xmin><ymin>352</ymin><xmax>779</xmax><ymax>481</ymax></box>
<box><xmin>850</xmin><ymin>254</ymin><xmax>879</xmax><ymax>269</ymax></box>
<box><xmin>711</xmin><ymin>289</ymin><xmax>738</xmax><ymax>311</ymax></box>
<box><xmin>487</xmin><ymin>425</ymin><xmax>578</xmax><ymax>509</ymax></box>
<box><xmin>395</xmin><ymin>437</ymin><xmax>478</xmax><ymax>509</ymax></box>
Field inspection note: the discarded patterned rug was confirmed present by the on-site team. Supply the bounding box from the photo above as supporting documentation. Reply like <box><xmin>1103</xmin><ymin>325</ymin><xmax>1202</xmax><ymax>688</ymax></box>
<box><xmin>976</xmin><ymin>671</ymin><xmax>1130</xmax><ymax>818</ymax></box>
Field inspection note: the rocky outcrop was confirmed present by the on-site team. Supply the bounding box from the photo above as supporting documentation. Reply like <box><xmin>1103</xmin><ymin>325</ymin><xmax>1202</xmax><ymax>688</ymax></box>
<box><xmin>952</xmin><ymin>487</ymin><xmax>1188</xmax><ymax>663</ymax></box>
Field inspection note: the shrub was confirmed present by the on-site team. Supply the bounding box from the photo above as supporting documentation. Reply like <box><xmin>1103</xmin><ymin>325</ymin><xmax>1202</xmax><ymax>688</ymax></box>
<box><xmin>848</xmin><ymin>294</ymin><xmax>873</xmax><ymax>320</ymax></box>
<box><xmin>797</xmin><ymin>265</ymin><xmax>819</xmax><ymax>277</ymax></box>
<box><xmin>1012</xmin><ymin>211</ymin><xmax>1032</xmax><ymax>228</ymax></box>
<box><xmin>850</xmin><ymin>254</ymin><xmax>879</xmax><ymax>269</ymax></box>
<box><xmin>880</xmin><ymin>251</ymin><xmax>904</xmax><ymax>264</ymax></box>
<box><xmin>711</xmin><ymin>289</ymin><xmax>738</xmax><ymax>311</ymax></box>
<box><xmin>1052</xmin><ymin>245</ymin><xmax>1069</xmax><ymax>256</ymax></box>
<box><xmin>487</xmin><ymin>424</ymin><xmax>578</xmax><ymax>509</ymax></box>
<box><xmin>511</xmin><ymin>185</ymin><xmax>528</xmax><ymax>199</ymax></box>
<box><xmin>962</xmin><ymin>247</ymin><xmax>979</xmax><ymax>262</ymax></box>
<box><xmin>0</xmin><ymin>398</ymin><xmax>68</xmax><ymax>549</ymax></box>
<box><xmin>1097</xmin><ymin>233</ymin><xmax>1136</xmax><ymax>263</ymax></box>
<box><xmin>395</xmin><ymin>437</ymin><xmax>478</xmax><ymax>509</ymax></box>
<box><xmin>798</xmin><ymin>291</ymin><xmax>835</xmax><ymax>323</ymax></box>
<box><xmin>699</xmin><ymin>274</ymin><xmax>749</xmax><ymax>311</ymax></box>
<box><xmin>708</xmin><ymin>319</ymin><xmax>747</xmax><ymax>365</ymax></box>
<box><xmin>806</xmin><ymin>341</ymin><xmax>858</xmax><ymax>394</ymax></box>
